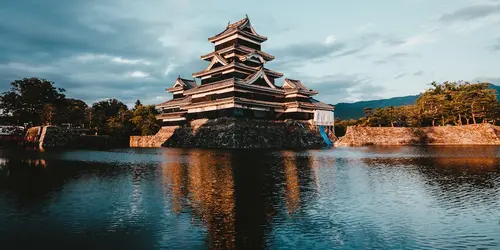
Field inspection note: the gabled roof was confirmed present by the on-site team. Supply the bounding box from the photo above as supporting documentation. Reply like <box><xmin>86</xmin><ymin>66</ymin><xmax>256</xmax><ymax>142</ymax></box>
<box><xmin>243</xmin><ymin>67</ymin><xmax>276</xmax><ymax>89</ymax></box>
<box><xmin>167</xmin><ymin>76</ymin><xmax>198</xmax><ymax>92</ymax></box>
<box><xmin>283</xmin><ymin>78</ymin><xmax>308</xmax><ymax>90</ymax></box>
<box><xmin>204</xmin><ymin>53</ymin><xmax>228</xmax><ymax>71</ymax></box>
<box><xmin>239</xmin><ymin>52</ymin><xmax>266</xmax><ymax>63</ymax></box>
<box><xmin>208</xmin><ymin>15</ymin><xmax>267</xmax><ymax>43</ymax></box>
<box><xmin>236</xmin><ymin>45</ymin><xmax>274</xmax><ymax>60</ymax></box>
<box><xmin>283</xmin><ymin>78</ymin><xmax>317</xmax><ymax>95</ymax></box>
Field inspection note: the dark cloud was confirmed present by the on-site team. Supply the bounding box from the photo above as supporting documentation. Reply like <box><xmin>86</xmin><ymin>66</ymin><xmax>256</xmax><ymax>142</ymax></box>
<box><xmin>438</xmin><ymin>3</ymin><xmax>500</xmax><ymax>22</ymax></box>
<box><xmin>0</xmin><ymin>0</ymin><xmax>220</xmax><ymax>107</ymax></box>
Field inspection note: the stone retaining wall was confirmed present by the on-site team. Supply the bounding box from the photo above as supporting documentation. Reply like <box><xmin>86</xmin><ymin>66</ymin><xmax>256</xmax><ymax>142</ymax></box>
<box><xmin>336</xmin><ymin>124</ymin><xmax>500</xmax><ymax>146</ymax></box>
<box><xmin>130</xmin><ymin>118</ymin><xmax>332</xmax><ymax>149</ymax></box>
<box><xmin>130</xmin><ymin>126</ymin><xmax>179</xmax><ymax>148</ymax></box>
<box><xmin>25</xmin><ymin>126</ymin><xmax>72</xmax><ymax>149</ymax></box>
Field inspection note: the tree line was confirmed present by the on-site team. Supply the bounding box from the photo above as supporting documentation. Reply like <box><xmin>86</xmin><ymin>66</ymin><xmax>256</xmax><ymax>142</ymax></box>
<box><xmin>335</xmin><ymin>81</ymin><xmax>500</xmax><ymax>135</ymax></box>
<box><xmin>0</xmin><ymin>77</ymin><xmax>160</xmax><ymax>136</ymax></box>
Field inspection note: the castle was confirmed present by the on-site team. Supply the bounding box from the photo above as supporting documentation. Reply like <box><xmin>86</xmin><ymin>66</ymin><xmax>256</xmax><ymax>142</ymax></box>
<box><xmin>156</xmin><ymin>16</ymin><xmax>334</xmax><ymax>127</ymax></box>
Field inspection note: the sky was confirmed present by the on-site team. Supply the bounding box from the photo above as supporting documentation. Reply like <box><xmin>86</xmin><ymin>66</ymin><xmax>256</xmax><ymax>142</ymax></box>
<box><xmin>1</xmin><ymin>0</ymin><xmax>499</xmax><ymax>107</ymax></box>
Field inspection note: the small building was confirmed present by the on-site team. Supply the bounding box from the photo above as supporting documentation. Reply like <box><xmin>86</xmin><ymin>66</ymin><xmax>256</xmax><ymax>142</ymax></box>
<box><xmin>156</xmin><ymin>16</ymin><xmax>334</xmax><ymax>127</ymax></box>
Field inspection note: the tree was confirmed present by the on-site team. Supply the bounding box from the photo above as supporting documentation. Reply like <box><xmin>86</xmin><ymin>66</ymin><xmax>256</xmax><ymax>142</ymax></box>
<box><xmin>0</xmin><ymin>77</ymin><xmax>66</xmax><ymax>125</ymax></box>
<box><xmin>57</xmin><ymin>98</ymin><xmax>89</xmax><ymax>127</ymax></box>
<box><xmin>91</xmin><ymin>99</ymin><xmax>128</xmax><ymax>133</ymax></box>
<box><xmin>106</xmin><ymin>107</ymin><xmax>133</xmax><ymax>136</ymax></box>
<box><xmin>41</xmin><ymin>104</ymin><xmax>55</xmax><ymax>125</ymax></box>
<box><xmin>134</xmin><ymin>99</ymin><xmax>142</xmax><ymax>109</ymax></box>
<box><xmin>130</xmin><ymin>105</ymin><xmax>161</xmax><ymax>135</ymax></box>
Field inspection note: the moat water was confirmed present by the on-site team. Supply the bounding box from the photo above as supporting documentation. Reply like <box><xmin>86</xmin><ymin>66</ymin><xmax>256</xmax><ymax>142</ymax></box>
<box><xmin>0</xmin><ymin>146</ymin><xmax>499</xmax><ymax>250</ymax></box>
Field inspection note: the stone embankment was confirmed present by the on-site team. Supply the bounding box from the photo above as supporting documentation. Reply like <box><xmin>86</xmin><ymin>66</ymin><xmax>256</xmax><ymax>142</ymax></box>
<box><xmin>336</xmin><ymin>124</ymin><xmax>500</xmax><ymax>146</ymax></box>
<box><xmin>130</xmin><ymin>126</ymin><xmax>179</xmax><ymax>148</ymax></box>
<box><xmin>26</xmin><ymin>126</ymin><xmax>72</xmax><ymax>149</ymax></box>
<box><xmin>25</xmin><ymin>126</ymin><xmax>127</xmax><ymax>150</ymax></box>
<box><xmin>130</xmin><ymin>118</ymin><xmax>334</xmax><ymax>149</ymax></box>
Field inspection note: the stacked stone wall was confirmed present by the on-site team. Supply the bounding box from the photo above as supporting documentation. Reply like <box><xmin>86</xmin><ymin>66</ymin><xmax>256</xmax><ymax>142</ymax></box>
<box><xmin>336</xmin><ymin>124</ymin><xmax>500</xmax><ymax>146</ymax></box>
<box><xmin>130</xmin><ymin>118</ymin><xmax>329</xmax><ymax>149</ymax></box>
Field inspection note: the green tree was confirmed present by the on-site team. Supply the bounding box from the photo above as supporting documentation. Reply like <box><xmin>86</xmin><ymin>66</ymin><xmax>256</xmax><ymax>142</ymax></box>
<box><xmin>0</xmin><ymin>77</ymin><xmax>66</xmax><ymax>125</ymax></box>
<box><xmin>130</xmin><ymin>105</ymin><xmax>161</xmax><ymax>135</ymax></box>
<box><xmin>106</xmin><ymin>107</ymin><xmax>133</xmax><ymax>136</ymax></box>
<box><xmin>57</xmin><ymin>98</ymin><xmax>89</xmax><ymax>127</ymax></box>
<box><xmin>91</xmin><ymin>99</ymin><xmax>128</xmax><ymax>134</ymax></box>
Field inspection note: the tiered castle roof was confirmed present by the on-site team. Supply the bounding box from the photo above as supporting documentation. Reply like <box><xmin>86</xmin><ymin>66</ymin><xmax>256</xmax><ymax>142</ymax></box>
<box><xmin>156</xmin><ymin>16</ymin><xmax>333</xmax><ymax>121</ymax></box>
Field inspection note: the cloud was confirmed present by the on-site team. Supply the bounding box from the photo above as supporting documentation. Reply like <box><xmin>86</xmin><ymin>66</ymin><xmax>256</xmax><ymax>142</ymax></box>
<box><xmin>355</xmin><ymin>23</ymin><xmax>374</xmax><ymax>33</ymax></box>
<box><xmin>394</xmin><ymin>34</ymin><xmax>436</xmax><ymax>48</ymax></box>
<box><xmin>270</xmin><ymin>41</ymin><xmax>346</xmax><ymax>62</ymax></box>
<box><xmin>112</xmin><ymin>57</ymin><xmax>151</xmax><ymax>65</ymax></box>
<box><xmin>269</xmin><ymin>33</ymin><xmax>383</xmax><ymax>70</ymax></box>
<box><xmin>394</xmin><ymin>73</ymin><xmax>407</xmax><ymax>80</ymax></box>
<box><xmin>438</xmin><ymin>3</ymin><xmax>500</xmax><ymax>22</ymax></box>
<box><xmin>0</xmin><ymin>0</ymin><xmax>222</xmax><ymax>107</ymax></box>
<box><xmin>323</xmin><ymin>35</ymin><xmax>337</xmax><ymax>45</ymax></box>
<box><xmin>373</xmin><ymin>59</ymin><xmax>388</xmax><ymax>65</ymax></box>
<box><xmin>283</xmin><ymin>73</ymin><xmax>385</xmax><ymax>103</ymax></box>
<box><xmin>372</xmin><ymin>52</ymin><xmax>413</xmax><ymax>65</ymax></box>
<box><xmin>127</xmin><ymin>71</ymin><xmax>150</xmax><ymax>78</ymax></box>
<box><xmin>74</xmin><ymin>53</ymin><xmax>152</xmax><ymax>65</ymax></box>
<box><xmin>493</xmin><ymin>38</ymin><xmax>500</xmax><ymax>51</ymax></box>
<box><xmin>473</xmin><ymin>77</ymin><xmax>500</xmax><ymax>85</ymax></box>
<box><xmin>413</xmin><ymin>71</ymin><xmax>424</xmax><ymax>76</ymax></box>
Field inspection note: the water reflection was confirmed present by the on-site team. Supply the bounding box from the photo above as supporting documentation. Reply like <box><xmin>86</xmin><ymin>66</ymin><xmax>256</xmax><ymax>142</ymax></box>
<box><xmin>160</xmin><ymin>150</ymin><xmax>317</xmax><ymax>249</ymax></box>
<box><xmin>283</xmin><ymin>151</ymin><xmax>300</xmax><ymax>214</ymax></box>
<box><xmin>0</xmin><ymin>147</ymin><xmax>499</xmax><ymax>249</ymax></box>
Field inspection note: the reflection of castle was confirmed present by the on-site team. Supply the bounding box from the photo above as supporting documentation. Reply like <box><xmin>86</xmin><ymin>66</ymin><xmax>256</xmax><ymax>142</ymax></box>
<box><xmin>162</xmin><ymin>150</ymin><xmax>235</xmax><ymax>249</ymax></box>
<box><xmin>161</xmin><ymin>150</ymin><xmax>320</xmax><ymax>249</ymax></box>
<box><xmin>282</xmin><ymin>151</ymin><xmax>301</xmax><ymax>214</ymax></box>
<box><xmin>156</xmin><ymin>16</ymin><xmax>334</xmax><ymax>127</ymax></box>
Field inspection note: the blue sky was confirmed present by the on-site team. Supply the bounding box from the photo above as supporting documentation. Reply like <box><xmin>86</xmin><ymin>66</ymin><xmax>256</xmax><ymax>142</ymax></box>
<box><xmin>1</xmin><ymin>0</ymin><xmax>499</xmax><ymax>107</ymax></box>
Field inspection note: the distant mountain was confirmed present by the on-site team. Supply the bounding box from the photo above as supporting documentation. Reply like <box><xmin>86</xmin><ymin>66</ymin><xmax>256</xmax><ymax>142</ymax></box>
<box><xmin>333</xmin><ymin>84</ymin><xmax>500</xmax><ymax>120</ymax></box>
<box><xmin>490</xmin><ymin>84</ymin><xmax>500</xmax><ymax>99</ymax></box>
<box><xmin>333</xmin><ymin>95</ymin><xmax>419</xmax><ymax>120</ymax></box>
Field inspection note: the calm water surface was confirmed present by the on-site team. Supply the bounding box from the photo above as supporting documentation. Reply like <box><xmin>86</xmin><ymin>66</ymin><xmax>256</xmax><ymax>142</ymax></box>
<box><xmin>0</xmin><ymin>146</ymin><xmax>499</xmax><ymax>249</ymax></box>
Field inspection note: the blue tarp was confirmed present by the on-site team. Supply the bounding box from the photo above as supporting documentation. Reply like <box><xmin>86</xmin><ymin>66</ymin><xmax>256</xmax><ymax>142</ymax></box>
<box><xmin>318</xmin><ymin>126</ymin><xmax>332</xmax><ymax>147</ymax></box>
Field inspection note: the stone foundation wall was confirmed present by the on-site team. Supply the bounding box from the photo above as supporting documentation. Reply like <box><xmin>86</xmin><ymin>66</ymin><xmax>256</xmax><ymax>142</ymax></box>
<box><xmin>130</xmin><ymin>126</ymin><xmax>179</xmax><ymax>148</ymax></box>
<box><xmin>130</xmin><ymin>118</ymin><xmax>330</xmax><ymax>149</ymax></box>
<box><xmin>336</xmin><ymin>124</ymin><xmax>500</xmax><ymax>146</ymax></box>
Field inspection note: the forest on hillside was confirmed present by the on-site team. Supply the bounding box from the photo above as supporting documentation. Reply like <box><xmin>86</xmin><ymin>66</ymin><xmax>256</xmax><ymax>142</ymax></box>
<box><xmin>335</xmin><ymin>81</ymin><xmax>500</xmax><ymax>136</ymax></box>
